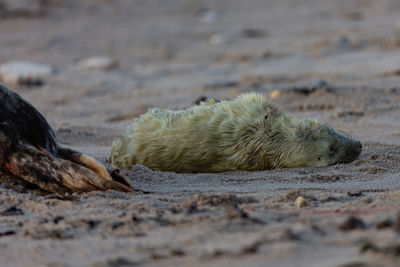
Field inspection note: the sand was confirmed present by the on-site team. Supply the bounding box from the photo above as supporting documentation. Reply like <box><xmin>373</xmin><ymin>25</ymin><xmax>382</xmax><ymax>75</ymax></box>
<box><xmin>1</xmin><ymin>0</ymin><xmax>400</xmax><ymax>266</ymax></box>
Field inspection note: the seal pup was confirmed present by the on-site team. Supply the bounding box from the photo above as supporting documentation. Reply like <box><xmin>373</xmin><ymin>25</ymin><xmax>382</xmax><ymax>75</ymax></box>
<box><xmin>111</xmin><ymin>93</ymin><xmax>362</xmax><ymax>172</ymax></box>
<box><xmin>0</xmin><ymin>82</ymin><xmax>132</xmax><ymax>194</ymax></box>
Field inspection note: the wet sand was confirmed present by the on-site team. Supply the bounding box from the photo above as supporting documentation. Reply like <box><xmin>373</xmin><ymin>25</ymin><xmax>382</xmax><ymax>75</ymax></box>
<box><xmin>1</xmin><ymin>0</ymin><xmax>400</xmax><ymax>266</ymax></box>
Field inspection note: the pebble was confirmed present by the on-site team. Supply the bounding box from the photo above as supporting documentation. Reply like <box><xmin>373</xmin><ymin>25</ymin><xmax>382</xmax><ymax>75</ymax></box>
<box><xmin>203</xmin><ymin>80</ymin><xmax>239</xmax><ymax>90</ymax></box>
<box><xmin>0</xmin><ymin>0</ymin><xmax>45</xmax><ymax>18</ymax></box>
<box><xmin>376</xmin><ymin>219</ymin><xmax>393</xmax><ymax>230</ymax></box>
<box><xmin>0</xmin><ymin>206</ymin><xmax>24</xmax><ymax>216</ymax></box>
<box><xmin>294</xmin><ymin>196</ymin><xmax>309</xmax><ymax>208</ymax></box>
<box><xmin>2</xmin><ymin>0</ymin><xmax>40</xmax><ymax>10</ymax></box>
<box><xmin>209</xmin><ymin>33</ymin><xmax>230</xmax><ymax>45</ymax></box>
<box><xmin>338</xmin><ymin>216</ymin><xmax>366</xmax><ymax>231</ymax></box>
<box><xmin>0</xmin><ymin>61</ymin><xmax>53</xmax><ymax>86</ymax></box>
<box><xmin>269</xmin><ymin>90</ymin><xmax>281</xmax><ymax>99</ymax></box>
<box><xmin>241</xmin><ymin>28</ymin><xmax>267</xmax><ymax>38</ymax></box>
<box><xmin>77</xmin><ymin>57</ymin><xmax>118</xmax><ymax>71</ymax></box>
<box><xmin>201</xmin><ymin>10</ymin><xmax>219</xmax><ymax>23</ymax></box>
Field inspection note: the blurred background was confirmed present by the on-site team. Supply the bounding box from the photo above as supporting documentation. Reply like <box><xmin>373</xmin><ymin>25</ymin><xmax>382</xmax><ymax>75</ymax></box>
<box><xmin>1</xmin><ymin>0</ymin><xmax>400</xmax><ymax>153</ymax></box>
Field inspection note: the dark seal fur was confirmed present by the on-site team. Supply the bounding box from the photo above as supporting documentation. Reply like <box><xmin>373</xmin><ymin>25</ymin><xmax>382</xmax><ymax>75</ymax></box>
<box><xmin>0</xmin><ymin>82</ymin><xmax>132</xmax><ymax>194</ymax></box>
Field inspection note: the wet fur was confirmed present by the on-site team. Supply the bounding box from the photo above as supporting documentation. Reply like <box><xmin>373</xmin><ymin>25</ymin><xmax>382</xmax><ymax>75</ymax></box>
<box><xmin>111</xmin><ymin>93</ymin><xmax>362</xmax><ymax>172</ymax></box>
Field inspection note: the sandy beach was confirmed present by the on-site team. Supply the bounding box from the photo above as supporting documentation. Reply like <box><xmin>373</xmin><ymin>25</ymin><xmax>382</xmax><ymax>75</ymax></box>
<box><xmin>1</xmin><ymin>0</ymin><xmax>400</xmax><ymax>266</ymax></box>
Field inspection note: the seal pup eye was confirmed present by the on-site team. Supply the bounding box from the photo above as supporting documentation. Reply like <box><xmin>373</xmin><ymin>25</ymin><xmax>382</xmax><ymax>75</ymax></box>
<box><xmin>329</xmin><ymin>144</ymin><xmax>337</xmax><ymax>153</ymax></box>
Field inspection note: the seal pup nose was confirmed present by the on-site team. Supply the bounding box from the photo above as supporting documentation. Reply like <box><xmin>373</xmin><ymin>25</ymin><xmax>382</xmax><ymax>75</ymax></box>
<box><xmin>329</xmin><ymin>128</ymin><xmax>362</xmax><ymax>165</ymax></box>
<box><xmin>341</xmin><ymin>139</ymin><xmax>362</xmax><ymax>163</ymax></box>
<box><xmin>350</xmin><ymin>140</ymin><xmax>362</xmax><ymax>159</ymax></box>
<box><xmin>354</xmin><ymin>140</ymin><xmax>362</xmax><ymax>155</ymax></box>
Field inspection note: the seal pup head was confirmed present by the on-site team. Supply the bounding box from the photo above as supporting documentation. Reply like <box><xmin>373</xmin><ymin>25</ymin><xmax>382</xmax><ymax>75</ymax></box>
<box><xmin>268</xmin><ymin>118</ymin><xmax>362</xmax><ymax>168</ymax></box>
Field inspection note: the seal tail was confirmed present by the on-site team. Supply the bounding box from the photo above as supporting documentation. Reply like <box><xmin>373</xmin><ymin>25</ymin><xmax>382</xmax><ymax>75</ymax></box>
<box><xmin>5</xmin><ymin>144</ymin><xmax>132</xmax><ymax>194</ymax></box>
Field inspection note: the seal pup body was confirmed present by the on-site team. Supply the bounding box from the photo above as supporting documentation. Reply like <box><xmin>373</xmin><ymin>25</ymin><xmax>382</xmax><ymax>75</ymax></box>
<box><xmin>0</xmin><ymin>83</ymin><xmax>132</xmax><ymax>194</ymax></box>
<box><xmin>111</xmin><ymin>93</ymin><xmax>362</xmax><ymax>172</ymax></box>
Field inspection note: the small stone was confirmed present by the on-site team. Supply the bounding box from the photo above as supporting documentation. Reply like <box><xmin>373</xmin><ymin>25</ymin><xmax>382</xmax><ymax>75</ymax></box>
<box><xmin>338</xmin><ymin>216</ymin><xmax>366</xmax><ymax>231</ymax></box>
<box><xmin>77</xmin><ymin>57</ymin><xmax>118</xmax><ymax>71</ymax></box>
<box><xmin>203</xmin><ymin>80</ymin><xmax>238</xmax><ymax>90</ymax></box>
<box><xmin>359</xmin><ymin>241</ymin><xmax>377</xmax><ymax>254</ymax></box>
<box><xmin>225</xmin><ymin>204</ymin><xmax>247</xmax><ymax>219</ymax></box>
<box><xmin>347</xmin><ymin>191</ymin><xmax>364</xmax><ymax>197</ymax></box>
<box><xmin>395</xmin><ymin>212</ymin><xmax>400</xmax><ymax>232</ymax></box>
<box><xmin>2</xmin><ymin>0</ymin><xmax>40</xmax><ymax>11</ymax></box>
<box><xmin>170</xmin><ymin>248</ymin><xmax>185</xmax><ymax>256</ymax></box>
<box><xmin>294</xmin><ymin>196</ymin><xmax>308</xmax><ymax>208</ymax></box>
<box><xmin>201</xmin><ymin>10</ymin><xmax>219</xmax><ymax>23</ymax></box>
<box><xmin>241</xmin><ymin>28</ymin><xmax>267</xmax><ymax>38</ymax></box>
<box><xmin>376</xmin><ymin>219</ymin><xmax>393</xmax><ymax>230</ymax></box>
<box><xmin>0</xmin><ymin>0</ymin><xmax>45</xmax><ymax>18</ymax></box>
<box><xmin>269</xmin><ymin>90</ymin><xmax>280</xmax><ymax>99</ymax></box>
<box><xmin>101</xmin><ymin>257</ymin><xmax>138</xmax><ymax>267</ymax></box>
<box><xmin>0</xmin><ymin>230</ymin><xmax>16</xmax><ymax>237</ymax></box>
<box><xmin>0</xmin><ymin>206</ymin><xmax>24</xmax><ymax>216</ymax></box>
<box><xmin>312</xmin><ymin>79</ymin><xmax>329</xmax><ymax>88</ymax></box>
<box><xmin>209</xmin><ymin>33</ymin><xmax>230</xmax><ymax>45</ymax></box>
<box><xmin>0</xmin><ymin>61</ymin><xmax>53</xmax><ymax>86</ymax></box>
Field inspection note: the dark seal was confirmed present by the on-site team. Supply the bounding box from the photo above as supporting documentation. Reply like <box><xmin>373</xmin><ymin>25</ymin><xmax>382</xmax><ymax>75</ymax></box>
<box><xmin>0</xmin><ymin>82</ymin><xmax>132</xmax><ymax>194</ymax></box>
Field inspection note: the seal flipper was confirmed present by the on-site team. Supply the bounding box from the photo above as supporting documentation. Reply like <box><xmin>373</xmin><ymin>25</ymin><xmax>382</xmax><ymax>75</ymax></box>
<box><xmin>57</xmin><ymin>145</ymin><xmax>114</xmax><ymax>181</ymax></box>
<box><xmin>57</xmin><ymin>145</ymin><xmax>133</xmax><ymax>189</ymax></box>
<box><xmin>109</xmin><ymin>169</ymin><xmax>133</xmax><ymax>189</ymax></box>
<box><xmin>5</xmin><ymin>144</ymin><xmax>132</xmax><ymax>194</ymax></box>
